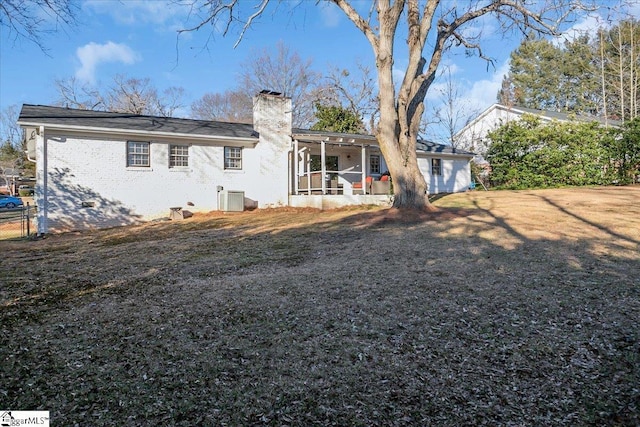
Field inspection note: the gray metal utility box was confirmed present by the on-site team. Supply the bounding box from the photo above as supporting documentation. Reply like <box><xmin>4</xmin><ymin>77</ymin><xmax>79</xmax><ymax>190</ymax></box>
<box><xmin>219</xmin><ymin>190</ymin><xmax>245</xmax><ymax>212</ymax></box>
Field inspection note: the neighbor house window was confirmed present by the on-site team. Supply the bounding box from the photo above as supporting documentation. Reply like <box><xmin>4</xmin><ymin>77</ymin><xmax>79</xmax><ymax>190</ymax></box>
<box><xmin>370</xmin><ymin>155</ymin><xmax>381</xmax><ymax>174</ymax></box>
<box><xmin>224</xmin><ymin>146</ymin><xmax>242</xmax><ymax>169</ymax></box>
<box><xmin>169</xmin><ymin>145</ymin><xmax>189</xmax><ymax>168</ymax></box>
<box><xmin>431</xmin><ymin>158</ymin><xmax>442</xmax><ymax>176</ymax></box>
<box><xmin>127</xmin><ymin>141</ymin><xmax>150</xmax><ymax>167</ymax></box>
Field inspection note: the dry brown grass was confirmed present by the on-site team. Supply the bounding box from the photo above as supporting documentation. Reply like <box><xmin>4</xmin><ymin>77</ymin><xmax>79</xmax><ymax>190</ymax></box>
<box><xmin>1</xmin><ymin>186</ymin><xmax>639</xmax><ymax>426</ymax></box>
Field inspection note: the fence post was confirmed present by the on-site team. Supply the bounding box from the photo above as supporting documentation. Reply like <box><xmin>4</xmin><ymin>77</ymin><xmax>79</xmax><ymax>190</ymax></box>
<box><xmin>26</xmin><ymin>202</ymin><xmax>30</xmax><ymax>237</ymax></box>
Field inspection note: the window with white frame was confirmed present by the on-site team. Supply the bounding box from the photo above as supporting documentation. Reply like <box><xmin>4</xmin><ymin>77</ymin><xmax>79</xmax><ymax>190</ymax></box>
<box><xmin>431</xmin><ymin>158</ymin><xmax>442</xmax><ymax>176</ymax></box>
<box><xmin>169</xmin><ymin>144</ymin><xmax>189</xmax><ymax>168</ymax></box>
<box><xmin>224</xmin><ymin>146</ymin><xmax>242</xmax><ymax>169</ymax></box>
<box><xmin>127</xmin><ymin>141</ymin><xmax>150</xmax><ymax>167</ymax></box>
<box><xmin>370</xmin><ymin>154</ymin><xmax>381</xmax><ymax>174</ymax></box>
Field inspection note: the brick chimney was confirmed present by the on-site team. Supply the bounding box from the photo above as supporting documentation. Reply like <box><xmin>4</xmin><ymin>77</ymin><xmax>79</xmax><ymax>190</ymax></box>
<box><xmin>251</xmin><ymin>91</ymin><xmax>292</xmax><ymax>207</ymax></box>
<box><xmin>253</xmin><ymin>90</ymin><xmax>292</xmax><ymax>137</ymax></box>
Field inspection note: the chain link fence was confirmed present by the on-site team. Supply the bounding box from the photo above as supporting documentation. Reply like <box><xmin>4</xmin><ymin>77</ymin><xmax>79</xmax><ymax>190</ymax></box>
<box><xmin>0</xmin><ymin>203</ymin><xmax>37</xmax><ymax>240</ymax></box>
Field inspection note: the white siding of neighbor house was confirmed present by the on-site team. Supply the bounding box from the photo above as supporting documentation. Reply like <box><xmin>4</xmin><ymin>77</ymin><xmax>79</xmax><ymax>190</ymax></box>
<box><xmin>417</xmin><ymin>155</ymin><xmax>472</xmax><ymax>194</ymax></box>
<box><xmin>455</xmin><ymin>105</ymin><xmax>524</xmax><ymax>156</ymax></box>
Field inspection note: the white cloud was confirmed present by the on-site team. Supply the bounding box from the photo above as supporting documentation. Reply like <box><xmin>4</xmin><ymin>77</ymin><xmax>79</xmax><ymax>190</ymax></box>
<box><xmin>458</xmin><ymin>21</ymin><xmax>497</xmax><ymax>41</ymax></box>
<box><xmin>425</xmin><ymin>63</ymin><xmax>463</xmax><ymax>101</ymax></box>
<box><xmin>554</xmin><ymin>1</ymin><xmax>640</xmax><ymax>47</ymax></box>
<box><xmin>553</xmin><ymin>13</ymin><xmax>609</xmax><ymax>46</ymax></box>
<box><xmin>83</xmin><ymin>0</ymin><xmax>182</xmax><ymax>26</ymax></box>
<box><xmin>75</xmin><ymin>41</ymin><xmax>139</xmax><ymax>83</ymax></box>
<box><xmin>464</xmin><ymin>60</ymin><xmax>510</xmax><ymax>112</ymax></box>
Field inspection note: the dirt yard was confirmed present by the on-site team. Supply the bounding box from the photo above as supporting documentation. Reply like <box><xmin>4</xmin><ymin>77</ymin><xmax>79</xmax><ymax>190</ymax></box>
<box><xmin>1</xmin><ymin>186</ymin><xmax>639</xmax><ymax>426</ymax></box>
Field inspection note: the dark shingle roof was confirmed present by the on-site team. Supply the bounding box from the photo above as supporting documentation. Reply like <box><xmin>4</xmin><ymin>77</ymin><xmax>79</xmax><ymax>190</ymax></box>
<box><xmin>416</xmin><ymin>140</ymin><xmax>474</xmax><ymax>156</ymax></box>
<box><xmin>293</xmin><ymin>128</ymin><xmax>474</xmax><ymax>156</ymax></box>
<box><xmin>508</xmin><ymin>105</ymin><xmax>623</xmax><ymax>127</ymax></box>
<box><xmin>18</xmin><ymin>104</ymin><xmax>258</xmax><ymax>140</ymax></box>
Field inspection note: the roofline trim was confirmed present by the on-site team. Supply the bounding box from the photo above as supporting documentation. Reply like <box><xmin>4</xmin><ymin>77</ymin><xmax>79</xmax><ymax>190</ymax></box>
<box><xmin>17</xmin><ymin>120</ymin><xmax>259</xmax><ymax>144</ymax></box>
<box><xmin>416</xmin><ymin>149</ymin><xmax>475</xmax><ymax>158</ymax></box>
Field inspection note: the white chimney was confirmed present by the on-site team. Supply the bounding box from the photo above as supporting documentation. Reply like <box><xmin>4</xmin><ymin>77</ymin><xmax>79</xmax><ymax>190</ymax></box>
<box><xmin>251</xmin><ymin>91</ymin><xmax>292</xmax><ymax>208</ymax></box>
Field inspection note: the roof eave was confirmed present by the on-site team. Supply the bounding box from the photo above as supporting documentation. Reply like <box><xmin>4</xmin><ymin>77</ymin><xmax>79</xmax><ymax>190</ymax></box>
<box><xmin>417</xmin><ymin>149</ymin><xmax>475</xmax><ymax>158</ymax></box>
<box><xmin>17</xmin><ymin>121</ymin><xmax>259</xmax><ymax>145</ymax></box>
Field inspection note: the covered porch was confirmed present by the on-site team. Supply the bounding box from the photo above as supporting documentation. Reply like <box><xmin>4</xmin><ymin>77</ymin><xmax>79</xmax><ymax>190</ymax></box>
<box><xmin>290</xmin><ymin>130</ymin><xmax>393</xmax><ymax>207</ymax></box>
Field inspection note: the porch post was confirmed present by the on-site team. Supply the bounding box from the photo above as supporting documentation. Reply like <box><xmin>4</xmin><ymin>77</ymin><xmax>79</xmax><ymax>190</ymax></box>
<box><xmin>305</xmin><ymin>151</ymin><xmax>311</xmax><ymax>195</ymax></box>
<box><xmin>321</xmin><ymin>139</ymin><xmax>327</xmax><ymax>194</ymax></box>
<box><xmin>293</xmin><ymin>139</ymin><xmax>299</xmax><ymax>195</ymax></box>
<box><xmin>360</xmin><ymin>144</ymin><xmax>366</xmax><ymax>192</ymax></box>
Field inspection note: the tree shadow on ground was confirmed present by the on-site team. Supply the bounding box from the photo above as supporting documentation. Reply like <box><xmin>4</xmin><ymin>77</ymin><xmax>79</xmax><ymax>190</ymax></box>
<box><xmin>0</xmin><ymin>188</ymin><xmax>638</xmax><ymax>426</ymax></box>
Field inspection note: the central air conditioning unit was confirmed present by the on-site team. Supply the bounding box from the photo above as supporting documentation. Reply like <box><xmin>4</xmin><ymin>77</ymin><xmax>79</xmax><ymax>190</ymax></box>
<box><xmin>219</xmin><ymin>190</ymin><xmax>245</xmax><ymax>212</ymax></box>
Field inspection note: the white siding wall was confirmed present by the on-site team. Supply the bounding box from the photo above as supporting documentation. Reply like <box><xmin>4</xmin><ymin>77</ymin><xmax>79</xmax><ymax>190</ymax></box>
<box><xmin>37</xmin><ymin>93</ymin><xmax>293</xmax><ymax>232</ymax></box>
<box><xmin>418</xmin><ymin>155</ymin><xmax>472</xmax><ymax>194</ymax></box>
<box><xmin>456</xmin><ymin>106</ymin><xmax>522</xmax><ymax>156</ymax></box>
<box><xmin>41</xmin><ymin>133</ymin><xmax>280</xmax><ymax>231</ymax></box>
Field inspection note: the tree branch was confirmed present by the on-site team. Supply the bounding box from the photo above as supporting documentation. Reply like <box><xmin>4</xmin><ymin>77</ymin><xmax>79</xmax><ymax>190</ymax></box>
<box><xmin>331</xmin><ymin>0</ymin><xmax>380</xmax><ymax>49</ymax></box>
<box><xmin>0</xmin><ymin>0</ymin><xmax>78</xmax><ymax>53</ymax></box>
<box><xmin>234</xmin><ymin>0</ymin><xmax>269</xmax><ymax>48</ymax></box>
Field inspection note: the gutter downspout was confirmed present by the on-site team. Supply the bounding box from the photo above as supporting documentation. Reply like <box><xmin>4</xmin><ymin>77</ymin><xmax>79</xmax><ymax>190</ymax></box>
<box><xmin>35</xmin><ymin>125</ymin><xmax>47</xmax><ymax>235</ymax></box>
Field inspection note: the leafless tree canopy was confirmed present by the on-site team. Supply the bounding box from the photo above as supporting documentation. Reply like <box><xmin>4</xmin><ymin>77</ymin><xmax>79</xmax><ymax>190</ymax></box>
<box><xmin>237</xmin><ymin>41</ymin><xmax>320</xmax><ymax>128</ymax></box>
<box><xmin>321</xmin><ymin>62</ymin><xmax>379</xmax><ymax>133</ymax></box>
<box><xmin>189</xmin><ymin>41</ymin><xmax>321</xmax><ymax>127</ymax></box>
<box><xmin>55</xmin><ymin>75</ymin><xmax>186</xmax><ymax>117</ymax></box>
<box><xmin>55</xmin><ymin>77</ymin><xmax>107</xmax><ymax>111</ymax></box>
<box><xmin>1</xmin><ymin>105</ymin><xmax>23</xmax><ymax>146</ymax></box>
<box><xmin>430</xmin><ymin>66</ymin><xmax>481</xmax><ymax>148</ymax></box>
<box><xmin>0</xmin><ymin>0</ymin><xmax>78</xmax><ymax>51</ymax></box>
<box><xmin>191</xmin><ymin>90</ymin><xmax>253</xmax><ymax>123</ymax></box>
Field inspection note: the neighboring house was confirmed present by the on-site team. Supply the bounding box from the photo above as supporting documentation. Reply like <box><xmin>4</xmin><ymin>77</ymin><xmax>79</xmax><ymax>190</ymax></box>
<box><xmin>454</xmin><ymin>103</ymin><xmax>622</xmax><ymax>158</ymax></box>
<box><xmin>0</xmin><ymin>167</ymin><xmax>21</xmax><ymax>195</ymax></box>
<box><xmin>18</xmin><ymin>92</ymin><xmax>474</xmax><ymax>234</ymax></box>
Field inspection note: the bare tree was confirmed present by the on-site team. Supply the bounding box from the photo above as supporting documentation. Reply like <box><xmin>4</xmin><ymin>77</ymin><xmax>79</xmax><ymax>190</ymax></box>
<box><xmin>0</xmin><ymin>106</ymin><xmax>24</xmax><ymax>195</ymax></box>
<box><xmin>237</xmin><ymin>41</ymin><xmax>320</xmax><ymax>128</ymax></box>
<box><xmin>1</xmin><ymin>105</ymin><xmax>23</xmax><ymax>147</ymax></box>
<box><xmin>55</xmin><ymin>77</ymin><xmax>106</xmax><ymax>110</ymax></box>
<box><xmin>0</xmin><ymin>0</ymin><xmax>78</xmax><ymax>52</ymax></box>
<box><xmin>54</xmin><ymin>75</ymin><xmax>185</xmax><ymax>117</ymax></box>
<box><xmin>156</xmin><ymin>86</ymin><xmax>187</xmax><ymax>118</ymax></box>
<box><xmin>191</xmin><ymin>90</ymin><xmax>253</xmax><ymax>123</ymax></box>
<box><xmin>322</xmin><ymin>62</ymin><xmax>379</xmax><ymax>133</ymax></box>
<box><xmin>106</xmin><ymin>75</ymin><xmax>158</xmax><ymax>115</ymax></box>
<box><xmin>431</xmin><ymin>66</ymin><xmax>481</xmax><ymax>148</ymax></box>
<box><xmin>598</xmin><ymin>17</ymin><xmax>640</xmax><ymax>122</ymax></box>
<box><xmin>177</xmin><ymin>0</ymin><xmax>583</xmax><ymax>210</ymax></box>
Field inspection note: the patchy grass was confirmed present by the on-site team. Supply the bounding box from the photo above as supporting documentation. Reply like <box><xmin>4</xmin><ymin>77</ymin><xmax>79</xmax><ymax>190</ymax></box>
<box><xmin>1</xmin><ymin>186</ymin><xmax>639</xmax><ymax>426</ymax></box>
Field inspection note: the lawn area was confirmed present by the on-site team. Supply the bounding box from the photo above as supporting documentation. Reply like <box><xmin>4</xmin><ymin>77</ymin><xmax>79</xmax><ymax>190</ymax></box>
<box><xmin>1</xmin><ymin>186</ymin><xmax>639</xmax><ymax>426</ymax></box>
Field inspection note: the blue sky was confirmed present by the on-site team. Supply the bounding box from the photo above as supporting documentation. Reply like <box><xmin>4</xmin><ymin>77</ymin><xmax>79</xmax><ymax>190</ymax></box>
<box><xmin>1</xmin><ymin>0</ymin><xmax>638</xmax><ymax>141</ymax></box>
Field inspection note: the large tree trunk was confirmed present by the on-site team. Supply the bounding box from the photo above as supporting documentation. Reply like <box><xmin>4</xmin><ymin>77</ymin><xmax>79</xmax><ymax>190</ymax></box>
<box><xmin>329</xmin><ymin>0</ymin><xmax>572</xmax><ymax>211</ymax></box>
<box><xmin>379</xmin><ymin>133</ymin><xmax>431</xmax><ymax>209</ymax></box>
<box><xmin>373</xmin><ymin>0</ymin><xmax>434</xmax><ymax>211</ymax></box>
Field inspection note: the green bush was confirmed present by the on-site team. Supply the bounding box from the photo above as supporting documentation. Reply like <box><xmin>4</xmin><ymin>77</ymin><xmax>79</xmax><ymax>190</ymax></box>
<box><xmin>18</xmin><ymin>188</ymin><xmax>34</xmax><ymax>197</ymax></box>
<box><xmin>486</xmin><ymin>115</ymin><xmax>624</xmax><ymax>189</ymax></box>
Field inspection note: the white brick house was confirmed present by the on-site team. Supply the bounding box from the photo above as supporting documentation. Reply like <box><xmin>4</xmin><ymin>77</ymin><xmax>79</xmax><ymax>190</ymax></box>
<box><xmin>18</xmin><ymin>92</ymin><xmax>474</xmax><ymax>233</ymax></box>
